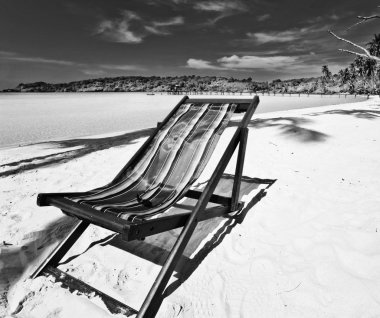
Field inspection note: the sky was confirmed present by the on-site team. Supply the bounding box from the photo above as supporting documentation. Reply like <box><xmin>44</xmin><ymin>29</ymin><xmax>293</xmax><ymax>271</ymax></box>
<box><xmin>0</xmin><ymin>0</ymin><xmax>378</xmax><ymax>89</ymax></box>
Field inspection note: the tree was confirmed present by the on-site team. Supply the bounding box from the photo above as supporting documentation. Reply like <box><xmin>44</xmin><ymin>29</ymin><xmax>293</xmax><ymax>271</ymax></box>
<box><xmin>321</xmin><ymin>65</ymin><xmax>332</xmax><ymax>92</ymax></box>
<box><xmin>363</xmin><ymin>58</ymin><xmax>377</xmax><ymax>77</ymax></box>
<box><xmin>322</xmin><ymin>65</ymin><xmax>332</xmax><ymax>80</ymax></box>
<box><xmin>354</xmin><ymin>56</ymin><xmax>365</xmax><ymax>76</ymax></box>
<box><xmin>338</xmin><ymin>68</ymin><xmax>351</xmax><ymax>84</ymax></box>
<box><xmin>349</xmin><ymin>62</ymin><xmax>356</xmax><ymax>80</ymax></box>
<box><xmin>329</xmin><ymin>6</ymin><xmax>380</xmax><ymax>63</ymax></box>
<box><xmin>367</xmin><ymin>33</ymin><xmax>380</xmax><ymax>57</ymax></box>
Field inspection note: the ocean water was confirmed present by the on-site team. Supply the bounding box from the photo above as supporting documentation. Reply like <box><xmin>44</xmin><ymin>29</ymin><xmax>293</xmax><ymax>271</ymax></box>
<box><xmin>0</xmin><ymin>92</ymin><xmax>364</xmax><ymax>148</ymax></box>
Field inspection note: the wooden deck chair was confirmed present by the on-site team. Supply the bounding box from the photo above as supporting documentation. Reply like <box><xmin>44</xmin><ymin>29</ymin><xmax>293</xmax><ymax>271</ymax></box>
<box><xmin>32</xmin><ymin>95</ymin><xmax>260</xmax><ymax>317</ymax></box>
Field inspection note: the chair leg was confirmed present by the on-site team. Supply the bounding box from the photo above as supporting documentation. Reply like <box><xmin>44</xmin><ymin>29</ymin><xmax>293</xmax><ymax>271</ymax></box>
<box><xmin>136</xmin><ymin>216</ymin><xmax>200</xmax><ymax>318</ymax></box>
<box><xmin>231</xmin><ymin>128</ymin><xmax>248</xmax><ymax>211</ymax></box>
<box><xmin>31</xmin><ymin>220</ymin><xmax>89</xmax><ymax>279</ymax></box>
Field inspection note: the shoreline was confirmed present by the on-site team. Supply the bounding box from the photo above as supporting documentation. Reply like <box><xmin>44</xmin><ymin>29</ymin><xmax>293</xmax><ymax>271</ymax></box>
<box><xmin>1</xmin><ymin>96</ymin><xmax>380</xmax><ymax>317</ymax></box>
<box><xmin>0</xmin><ymin>93</ymin><xmax>369</xmax><ymax>149</ymax></box>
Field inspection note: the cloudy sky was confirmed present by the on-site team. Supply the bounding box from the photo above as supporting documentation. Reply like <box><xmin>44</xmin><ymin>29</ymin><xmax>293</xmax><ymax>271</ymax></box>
<box><xmin>0</xmin><ymin>0</ymin><xmax>378</xmax><ymax>89</ymax></box>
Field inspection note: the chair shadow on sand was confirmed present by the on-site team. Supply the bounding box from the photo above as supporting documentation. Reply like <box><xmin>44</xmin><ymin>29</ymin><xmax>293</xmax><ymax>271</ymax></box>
<box><xmin>102</xmin><ymin>174</ymin><xmax>275</xmax><ymax>305</ymax></box>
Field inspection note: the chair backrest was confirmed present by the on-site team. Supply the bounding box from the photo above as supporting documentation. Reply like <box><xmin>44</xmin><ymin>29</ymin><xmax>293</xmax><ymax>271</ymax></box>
<box><xmin>69</xmin><ymin>102</ymin><xmax>237</xmax><ymax>220</ymax></box>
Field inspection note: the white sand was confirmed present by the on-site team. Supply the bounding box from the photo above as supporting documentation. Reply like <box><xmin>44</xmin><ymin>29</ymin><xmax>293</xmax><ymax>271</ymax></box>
<box><xmin>1</xmin><ymin>96</ymin><xmax>380</xmax><ymax>317</ymax></box>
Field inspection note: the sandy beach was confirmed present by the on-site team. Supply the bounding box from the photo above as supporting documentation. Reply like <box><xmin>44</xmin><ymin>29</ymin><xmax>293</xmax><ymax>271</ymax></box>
<box><xmin>1</xmin><ymin>96</ymin><xmax>380</xmax><ymax>318</ymax></box>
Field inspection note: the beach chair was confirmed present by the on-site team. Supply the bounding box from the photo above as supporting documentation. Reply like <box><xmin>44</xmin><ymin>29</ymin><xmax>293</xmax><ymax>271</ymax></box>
<box><xmin>32</xmin><ymin>95</ymin><xmax>260</xmax><ymax>317</ymax></box>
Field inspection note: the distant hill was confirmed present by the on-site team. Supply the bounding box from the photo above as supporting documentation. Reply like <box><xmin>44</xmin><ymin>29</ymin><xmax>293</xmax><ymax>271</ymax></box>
<box><xmin>2</xmin><ymin>74</ymin><xmax>377</xmax><ymax>94</ymax></box>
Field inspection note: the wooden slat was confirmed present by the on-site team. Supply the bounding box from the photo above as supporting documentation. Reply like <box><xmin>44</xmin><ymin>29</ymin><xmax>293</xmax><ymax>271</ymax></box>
<box><xmin>241</xmin><ymin>96</ymin><xmax>259</xmax><ymax>127</ymax></box>
<box><xmin>43</xmin><ymin>266</ymin><xmax>138</xmax><ymax>316</ymax></box>
<box><xmin>186</xmin><ymin>98</ymin><xmax>253</xmax><ymax>104</ymax></box>
<box><xmin>37</xmin><ymin>193</ymin><xmax>89</xmax><ymax>206</ymax></box>
<box><xmin>47</xmin><ymin>196</ymin><xmax>129</xmax><ymax>234</ymax></box>
<box><xmin>185</xmin><ymin>189</ymin><xmax>231</xmax><ymax>206</ymax></box>
<box><xmin>231</xmin><ymin>128</ymin><xmax>248</xmax><ymax>211</ymax></box>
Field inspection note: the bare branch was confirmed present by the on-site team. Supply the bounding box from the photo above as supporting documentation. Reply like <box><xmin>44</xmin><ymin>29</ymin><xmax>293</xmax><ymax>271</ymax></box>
<box><xmin>328</xmin><ymin>30</ymin><xmax>380</xmax><ymax>62</ymax></box>
<box><xmin>329</xmin><ymin>30</ymin><xmax>371</xmax><ymax>54</ymax></box>
<box><xmin>338</xmin><ymin>49</ymin><xmax>370</xmax><ymax>59</ymax></box>
<box><xmin>357</xmin><ymin>15</ymin><xmax>380</xmax><ymax>21</ymax></box>
<box><xmin>346</xmin><ymin>15</ymin><xmax>380</xmax><ymax>30</ymax></box>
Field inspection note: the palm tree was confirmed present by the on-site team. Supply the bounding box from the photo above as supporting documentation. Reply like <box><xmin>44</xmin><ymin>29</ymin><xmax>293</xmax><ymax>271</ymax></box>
<box><xmin>321</xmin><ymin>65</ymin><xmax>332</xmax><ymax>92</ymax></box>
<box><xmin>367</xmin><ymin>35</ymin><xmax>380</xmax><ymax>86</ymax></box>
<box><xmin>349</xmin><ymin>62</ymin><xmax>356</xmax><ymax>80</ymax></box>
<box><xmin>367</xmin><ymin>34</ymin><xmax>380</xmax><ymax>57</ymax></box>
<box><xmin>321</xmin><ymin>65</ymin><xmax>332</xmax><ymax>80</ymax></box>
<box><xmin>363</xmin><ymin>58</ymin><xmax>377</xmax><ymax>77</ymax></box>
<box><xmin>339</xmin><ymin>68</ymin><xmax>351</xmax><ymax>84</ymax></box>
<box><xmin>354</xmin><ymin>56</ymin><xmax>365</xmax><ymax>77</ymax></box>
<box><xmin>361</xmin><ymin>54</ymin><xmax>378</xmax><ymax>93</ymax></box>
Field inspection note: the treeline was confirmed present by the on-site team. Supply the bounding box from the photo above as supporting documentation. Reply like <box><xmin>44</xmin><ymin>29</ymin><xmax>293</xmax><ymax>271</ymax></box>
<box><xmin>4</xmin><ymin>76</ymin><xmax>263</xmax><ymax>93</ymax></box>
<box><xmin>2</xmin><ymin>73</ymin><xmax>378</xmax><ymax>94</ymax></box>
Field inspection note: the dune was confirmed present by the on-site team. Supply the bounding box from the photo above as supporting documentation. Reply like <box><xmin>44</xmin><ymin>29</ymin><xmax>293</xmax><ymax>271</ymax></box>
<box><xmin>1</xmin><ymin>96</ymin><xmax>380</xmax><ymax>318</ymax></box>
